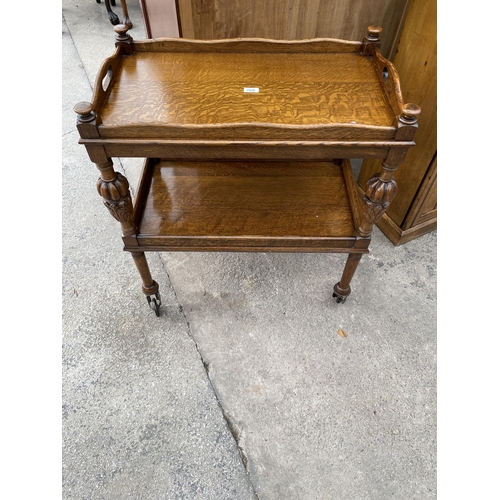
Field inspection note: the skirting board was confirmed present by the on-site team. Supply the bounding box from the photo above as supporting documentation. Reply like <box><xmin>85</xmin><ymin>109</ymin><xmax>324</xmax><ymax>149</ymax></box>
<box><xmin>375</xmin><ymin>210</ymin><xmax>437</xmax><ymax>246</ymax></box>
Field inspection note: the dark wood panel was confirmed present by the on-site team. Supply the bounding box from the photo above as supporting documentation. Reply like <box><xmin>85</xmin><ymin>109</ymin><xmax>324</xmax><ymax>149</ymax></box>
<box><xmin>133</xmin><ymin>238</ymin><xmax>361</xmax><ymax>252</ymax></box>
<box><xmin>404</xmin><ymin>153</ymin><xmax>437</xmax><ymax>229</ymax></box>
<box><xmin>176</xmin><ymin>0</ymin><xmax>410</xmax><ymax>58</ymax></box>
<box><xmin>96</xmin><ymin>141</ymin><xmax>392</xmax><ymax>160</ymax></box>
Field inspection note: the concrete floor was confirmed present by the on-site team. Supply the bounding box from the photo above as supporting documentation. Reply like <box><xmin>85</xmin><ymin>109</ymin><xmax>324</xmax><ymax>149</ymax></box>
<box><xmin>62</xmin><ymin>1</ymin><xmax>437</xmax><ymax>498</ymax></box>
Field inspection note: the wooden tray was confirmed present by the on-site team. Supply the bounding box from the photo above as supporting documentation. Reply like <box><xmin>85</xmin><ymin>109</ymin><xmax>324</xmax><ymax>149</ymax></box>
<box><xmin>130</xmin><ymin>158</ymin><xmax>366</xmax><ymax>253</ymax></box>
<box><xmin>74</xmin><ymin>26</ymin><xmax>421</xmax><ymax>312</ymax></box>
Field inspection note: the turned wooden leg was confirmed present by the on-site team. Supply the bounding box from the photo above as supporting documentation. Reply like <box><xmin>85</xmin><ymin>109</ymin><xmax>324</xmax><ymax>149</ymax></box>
<box><xmin>333</xmin><ymin>253</ymin><xmax>362</xmax><ymax>303</ymax></box>
<box><xmin>356</xmin><ymin>103</ymin><xmax>421</xmax><ymax>240</ymax></box>
<box><xmin>333</xmin><ymin>164</ymin><xmax>396</xmax><ymax>304</ymax></box>
<box><xmin>130</xmin><ymin>252</ymin><xmax>159</xmax><ymax>295</ymax></box>
<box><xmin>119</xmin><ymin>0</ymin><xmax>133</xmax><ymax>28</ymax></box>
<box><xmin>74</xmin><ymin>105</ymin><xmax>161</xmax><ymax>316</ymax></box>
<box><xmin>335</xmin><ymin>104</ymin><xmax>421</xmax><ymax>304</ymax></box>
<box><xmin>95</xmin><ymin>159</ymin><xmax>161</xmax><ymax>316</ymax></box>
<box><xmin>104</xmin><ymin>0</ymin><xmax>120</xmax><ymax>25</ymax></box>
<box><xmin>131</xmin><ymin>252</ymin><xmax>161</xmax><ymax>316</ymax></box>
<box><xmin>333</xmin><ymin>162</ymin><xmax>398</xmax><ymax>304</ymax></box>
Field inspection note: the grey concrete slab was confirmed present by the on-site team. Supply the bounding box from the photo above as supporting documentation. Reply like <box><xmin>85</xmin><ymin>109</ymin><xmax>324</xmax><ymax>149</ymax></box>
<box><xmin>159</xmin><ymin>231</ymin><xmax>437</xmax><ymax>499</ymax></box>
<box><xmin>62</xmin><ymin>0</ymin><xmax>147</xmax><ymax>191</ymax></box>
<box><xmin>62</xmin><ymin>6</ymin><xmax>256</xmax><ymax>500</ymax></box>
<box><xmin>62</xmin><ymin>0</ymin><xmax>145</xmax><ymax>92</ymax></box>
<box><xmin>63</xmin><ymin>1</ymin><xmax>437</xmax><ymax>498</ymax></box>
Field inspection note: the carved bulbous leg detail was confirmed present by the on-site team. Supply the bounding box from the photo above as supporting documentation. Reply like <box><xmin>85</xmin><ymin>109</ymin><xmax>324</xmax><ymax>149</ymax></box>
<box><xmin>334</xmin><ymin>163</ymin><xmax>399</xmax><ymax>304</ymax></box>
<box><xmin>102</xmin><ymin>198</ymin><xmax>133</xmax><ymax>224</ymax></box>
<box><xmin>358</xmin><ymin>174</ymin><xmax>398</xmax><ymax>238</ymax></box>
<box><xmin>97</xmin><ymin>172</ymin><xmax>136</xmax><ymax>237</ymax></box>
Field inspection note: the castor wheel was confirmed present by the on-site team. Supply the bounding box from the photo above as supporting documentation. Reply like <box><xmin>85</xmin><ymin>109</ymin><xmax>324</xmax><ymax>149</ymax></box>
<box><xmin>333</xmin><ymin>293</ymin><xmax>347</xmax><ymax>304</ymax></box>
<box><xmin>150</xmin><ymin>298</ymin><xmax>160</xmax><ymax>317</ymax></box>
<box><xmin>333</xmin><ymin>282</ymin><xmax>349</xmax><ymax>304</ymax></box>
<box><xmin>147</xmin><ymin>292</ymin><xmax>162</xmax><ymax>317</ymax></box>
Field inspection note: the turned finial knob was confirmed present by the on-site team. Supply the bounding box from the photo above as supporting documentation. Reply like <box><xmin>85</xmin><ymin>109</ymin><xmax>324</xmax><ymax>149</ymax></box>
<box><xmin>114</xmin><ymin>24</ymin><xmax>131</xmax><ymax>42</ymax></box>
<box><xmin>74</xmin><ymin>101</ymin><xmax>94</xmax><ymax>122</ymax></box>
<box><xmin>74</xmin><ymin>101</ymin><xmax>92</xmax><ymax>116</ymax></box>
<box><xmin>400</xmin><ymin>103</ymin><xmax>421</xmax><ymax>124</ymax></box>
<box><xmin>366</xmin><ymin>26</ymin><xmax>382</xmax><ymax>42</ymax></box>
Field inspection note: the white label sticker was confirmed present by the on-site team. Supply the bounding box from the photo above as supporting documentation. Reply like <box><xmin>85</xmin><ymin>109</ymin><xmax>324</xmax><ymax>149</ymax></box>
<box><xmin>243</xmin><ymin>87</ymin><xmax>260</xmax><ymax>93</ymax></box>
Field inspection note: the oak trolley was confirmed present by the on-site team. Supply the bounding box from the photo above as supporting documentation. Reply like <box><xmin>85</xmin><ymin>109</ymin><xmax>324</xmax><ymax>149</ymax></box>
<box><xmin>74</xmin><ymin>25</ymin><xmax>420</xmax><ymax>317</ymax></box>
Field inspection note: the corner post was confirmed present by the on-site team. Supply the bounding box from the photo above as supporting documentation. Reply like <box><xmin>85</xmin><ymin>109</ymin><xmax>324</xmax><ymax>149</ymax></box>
<box><xmin>93</xmin><ymin>160</ymin><xmax>162</xmax><ymax>314</ymax></box>
<box><xmin>362</xmin><ymin>25</ymin><xmax>382</xmax><ymax>55</ymax></box>
<box><xmin>357</xmin><ymin>103</ymin><xmax>421</xmax><ymax>239</ymax></box>
<box><xmin>74</xmin><ymin>101</ymin><xmax>161</xmax><ymax>316</ymax></box>
<box><xmin>74</xmin><ymin>102</ymin><xmax>137</xmax><ymax>241</ymax></box>
<box><xmin>332</xmin><ymin>25</ymin><xmax>385</xmax><ymax>304</ymax></box>
<box><xmin>333</xmin><ymin>104</ymin><xmax>420</xmax><ymax>304</ymax></box>
<box><xmin>74</xmin><ymin>101</ymin><xmax>101</xmax><ymax>139</ymax></box>
<box><xmin>114</xmin><ymin>24</ymin><xmax>133</xmax><ymax>55</ymax></box>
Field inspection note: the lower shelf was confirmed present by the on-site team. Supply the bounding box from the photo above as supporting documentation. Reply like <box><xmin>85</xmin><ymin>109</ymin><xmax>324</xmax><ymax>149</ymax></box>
<box><xmin>131</xmin><ymin>158</ymin><xmax>366</xmax><ymax>253</ymax></box>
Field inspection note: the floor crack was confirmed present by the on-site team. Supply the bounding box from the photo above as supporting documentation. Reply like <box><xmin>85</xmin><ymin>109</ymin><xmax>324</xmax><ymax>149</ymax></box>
<box><xmin>158</xmin><ymin>256</ymin><xmax>259</xmax><ymax>499</ymax></box>
<box><xmin>219</xmin><ymin>405</ymin><xmax>249</xmax><ymax>469</ymax></box>
<box><xmin>62</xmin><ymin>129</ymin><xmax>78</xmax><ymax>138</ymax></box>
<box><xmin>62</xmin><ymin>13</ymin><xmax>95</xmax><ymax>92</ymax></box>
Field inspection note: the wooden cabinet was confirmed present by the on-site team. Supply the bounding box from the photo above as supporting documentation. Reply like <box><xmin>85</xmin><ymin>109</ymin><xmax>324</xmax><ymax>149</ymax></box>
<box><xmin>357</xmin><ymin>0</ymin><xmax>437</xmax><ymax>244</ymax></box>
<box><xmin>74</xmin><ymin>26</ymin><xmax>420</xmax><ymax>316</ymax></box>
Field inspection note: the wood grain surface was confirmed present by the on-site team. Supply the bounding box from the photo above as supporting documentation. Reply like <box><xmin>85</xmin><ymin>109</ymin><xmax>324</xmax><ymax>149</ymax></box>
<box><xmin>132</xmin><ymin>37</ymin><xmax>363</xmax><ymax>53</ymax></box>
<box><xmin>99</xmin><ymin>51</ymin><xmax>396</xmax><ymax>136</ymax></box>
<box><xmin>134</xmin><ymin>159</ymin><xmax>360</xmax><ymax>251</ymax></box>
<box><xmin>85</xmin><ymin>139</ymin><xmax>396</xmax><ymax>161</ymax></box>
